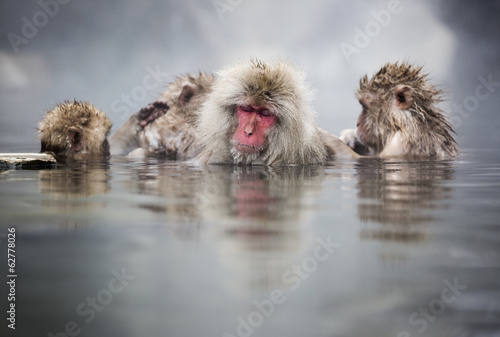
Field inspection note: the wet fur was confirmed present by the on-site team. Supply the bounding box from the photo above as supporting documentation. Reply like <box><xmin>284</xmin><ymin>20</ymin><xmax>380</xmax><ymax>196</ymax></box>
<box><xmin>110</xmin><ymin>73</ymin><xmax>214</xmax><ymax>158</ymax></box>
<box><xmin>38</xmin><ymin>100</ymin><xmax>111</xmax><ymax>158</ymax></box>
<box><xmin>355</xmin><ymin>62</ymin><xmax>458</xmax><ymax>159</ymax></box>
<box><xmin>197</xmin><ymin>59</ymin><xmax>345</xmax><ymax>166</ymax></box>
<box><xmin>137</xmin><ymin>73</ymin><xmax>214</xmax><ymax>158</ymax></box>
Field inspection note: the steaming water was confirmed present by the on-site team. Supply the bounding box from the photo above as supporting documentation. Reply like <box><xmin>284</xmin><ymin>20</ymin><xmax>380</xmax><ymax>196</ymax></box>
<box><xmin>1</xmin><ymin>0</ymin><xmax>499</xmax><ymax>335</ymax></box>
<box><xmin>1</xmin><ymin>147</ymin><xmax>499</xmax><ymax>337</ymax></box>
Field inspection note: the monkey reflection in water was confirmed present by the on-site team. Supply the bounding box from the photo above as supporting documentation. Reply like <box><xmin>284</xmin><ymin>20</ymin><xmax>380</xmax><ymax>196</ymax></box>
<box><xmin>126</xmin><ymin>163</ymin><xmax>332</xmax><ymax>293</ymax></box>
<box><xmin>38</xmin><ymin>161</ymin><xmax>111</xmax><ymax>231</ymax></box>
<box><xmin>354</xmin><ymin>159</ymin><xmax>455</xmax><ymax>263</ymax></box>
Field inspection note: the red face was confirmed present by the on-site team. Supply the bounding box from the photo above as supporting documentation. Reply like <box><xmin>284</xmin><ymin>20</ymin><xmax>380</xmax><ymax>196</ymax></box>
<box><xmin>232</xmin><ymin>105</ymin><xmax>276</xmax><ymax>155</ymax></box>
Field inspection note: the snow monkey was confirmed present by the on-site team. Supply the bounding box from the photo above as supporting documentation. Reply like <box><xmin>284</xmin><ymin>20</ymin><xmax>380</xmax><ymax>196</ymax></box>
<box><xmin>196</xmin><ymin>59</ymin><xmax>358</xmax><ymax>165</ymax></box>
<box><xmin>340</xmin><ymin>62</ymin><xmax>458</xmax><ymax>159</ymax></box>
<box><xmin>37</xmin><ymin>100</ymin><xmax>111</xmax><ymax>159</ymax></box>
<box><xmin>109</xmin><ymin>73</ymin><xmax>215</xmax><ymax>158</ymax></box>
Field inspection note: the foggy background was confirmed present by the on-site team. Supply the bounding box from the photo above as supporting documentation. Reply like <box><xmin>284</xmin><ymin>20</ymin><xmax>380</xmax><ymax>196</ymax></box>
<box><xmin>1</xmin><ymin>0</ymin><xmax>499</xmax><ymax>153</ymax></box>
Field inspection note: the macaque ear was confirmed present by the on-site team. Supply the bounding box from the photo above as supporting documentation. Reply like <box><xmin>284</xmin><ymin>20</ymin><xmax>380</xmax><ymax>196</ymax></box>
<box><xmin>178</xmin><ymin>85</ymin><xmax>195</xmax><ymax>106</ymax></box>
<box><xmin>67</xmin><ymin>126</ymin><xmax>83</xmax><ymax>152</ymax></box>
<box><xmin>394</xmin><ymin>85</ymin><xmax>414</xmax><ymax>110</ymax></box>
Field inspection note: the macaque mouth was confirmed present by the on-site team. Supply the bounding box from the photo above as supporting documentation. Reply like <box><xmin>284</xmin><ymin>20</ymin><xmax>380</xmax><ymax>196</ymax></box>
<box><xmin>233</xmin><ymin>142</ymin><xmax>262</xmax><ymax>154</ymax></box>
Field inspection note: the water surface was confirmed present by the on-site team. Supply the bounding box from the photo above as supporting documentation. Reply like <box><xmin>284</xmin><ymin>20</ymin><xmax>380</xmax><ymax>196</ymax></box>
<box><xmin>1</xmin><ymin>150</ymin><xmax>499</xmax><ymax>337</ymax></box>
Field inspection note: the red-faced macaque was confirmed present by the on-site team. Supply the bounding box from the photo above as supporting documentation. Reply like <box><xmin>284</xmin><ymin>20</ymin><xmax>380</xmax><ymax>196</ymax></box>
<box><xmin>196</xmin><ymin>59</ymin><xmax>358</xmax><ymax>165</ymax></box>
<box><xmin>340</xmin><ymin>62</ymin><xmax>458</xmax><ymax>159</ymax></box>
<box><xmin>109</xmin><ymin>73</ymin><xmax>214</xmax><ymax>158</ymax></box>
<box><xmin>37</xmin><ymin>100</ymin><xmax>111</xmax><ymax>159</ymax></box>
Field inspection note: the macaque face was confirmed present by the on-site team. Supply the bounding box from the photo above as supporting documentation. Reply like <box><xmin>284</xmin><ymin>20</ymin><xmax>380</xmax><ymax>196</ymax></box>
<box><xmin>355</xmin><ymin>98</ymin><xmax>377</xmax><ymax>147</ymax></box>
<box><xmin>63</xmin><ymin>126</ymin><xmax>111</xmax><ymax>158</ymax></box>
<box><xmin>232</xmin><ymin>105</ymin><xmax>277</xmax><ymax>155</ymax></box>
<box><xmin>355</xmin><ymin>85</ymin><xmax>413</xmax><ymax>150</ymax></box>
<box><xmin>100</xmin><ymin>139</ymin><xmax>111</xmax><ymax>157</ymax></box>
<box><xmin>42</xmin><ymin>130</ymin><xmax>111</xmax><ymax>159</ymax></box>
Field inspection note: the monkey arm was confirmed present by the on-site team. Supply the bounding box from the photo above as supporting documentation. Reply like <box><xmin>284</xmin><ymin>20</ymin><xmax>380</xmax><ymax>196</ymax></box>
<box><xmin>319</xmin><ymin>129</ymin><xmax>361</xmax><ymax>160</ymax></box>
<box><xmin>339</xmin><ymin>129</ymin><xmax>358</xmax><ymax>148</ymax></box>
<box><xmin>108</xmin><ymin>114</ymin><xmax>141</xmax><ymax>155</ymax></box>
<box><xmin>109</xmin><ymin>101</ymin><xmax>170</xmax><ymax>156</ymax></box>
<box><xmin>339</xmin><ymin>128</ymin><xmax>374</xmax><ymax>156</ymax></box>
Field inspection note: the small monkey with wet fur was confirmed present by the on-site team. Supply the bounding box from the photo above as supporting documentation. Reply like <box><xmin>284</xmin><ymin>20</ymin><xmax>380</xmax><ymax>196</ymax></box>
<box><xmin>340</xmin><ymin>62</ymin><xmax>458</xmax><ymax>159</ymax></box>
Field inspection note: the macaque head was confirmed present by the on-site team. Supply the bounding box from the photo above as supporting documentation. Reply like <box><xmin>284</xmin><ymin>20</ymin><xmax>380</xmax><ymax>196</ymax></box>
<box><xmin>354</xmin><ymin>62</ymin><xmax>457</xmax><ymax>158</ymax></box>
<box><xmin>197</xmin><ymin>59</ymin><xmax>326</xmax><ymax>166</ymax></box>
<box><xmin>38</xmin><ymin>101</ymin><xmax>112</xmax><ymax>159</ymax></box>
<box><xmin>355</xmin><ymin>82</ymin><xmax>414</xmax><ymax>149</ymax></box>
<box><xmin>139</xmin><ymin>73</ymin><xmax>215</xmax><ymax>127</ymax></box>
<box><xmin>161</xmin><ymin>73</ymin><xmax>215</xmax><ymax>116</ymax></box>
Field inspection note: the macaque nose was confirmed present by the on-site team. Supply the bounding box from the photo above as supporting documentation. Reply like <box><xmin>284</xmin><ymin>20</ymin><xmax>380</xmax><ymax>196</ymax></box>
<box><xmin>244</xmin><ymin>113</ymin><xmax>258</xmax><ymax>136</ymax></box>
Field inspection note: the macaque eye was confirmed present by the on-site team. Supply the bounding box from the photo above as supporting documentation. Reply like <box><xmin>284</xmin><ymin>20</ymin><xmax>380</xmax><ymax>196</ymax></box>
<box><xmin>240</xmin><ymin>105</ymin><xmax>253</xmax><ymax>112</ymax></box>
<box><xmin>259</xmin><ymin>110</ymin><xmax>271</xmax><ymax>117</ymax></box>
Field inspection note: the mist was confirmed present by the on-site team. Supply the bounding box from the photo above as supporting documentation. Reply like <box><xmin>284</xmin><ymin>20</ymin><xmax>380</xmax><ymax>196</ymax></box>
<box><xmin>1</xmin><ymin>0</ymin><xmax>499</xmax><ymax>152</ymax></box>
